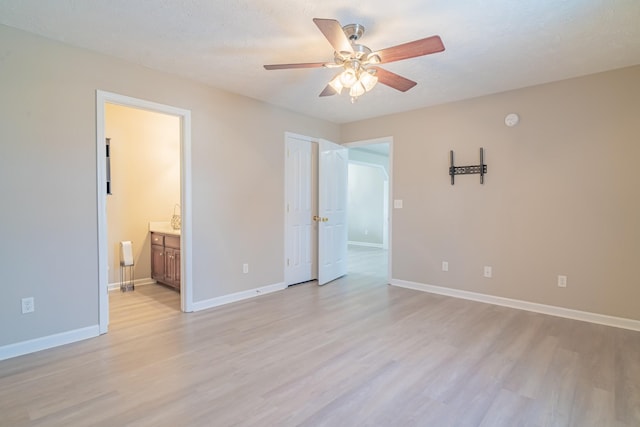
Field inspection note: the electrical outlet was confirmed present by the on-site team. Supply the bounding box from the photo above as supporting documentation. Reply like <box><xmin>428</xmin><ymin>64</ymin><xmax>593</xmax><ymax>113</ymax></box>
<box><xmin>442</xmin><ymin>261</ymin><xmax>449</xmax><ymax>272</ymax></box>
<box><xmin>558</xmin><ymin>275</ymin><xmax>567</xmax><ymax>288</ymax></box>
<box><xmin>243</xmin><ymin>263</ymin><xmax>249</xmax><ymax>274</ymax></box>
<box><xmin>22</xmin><ymin>297</ymin><xmax>35</xmax><ymax>314</ymax></box>
<box><xmin>483</xmin><ymin>266</ymin><xmax>492</xmax><ymax>278</ymax></box>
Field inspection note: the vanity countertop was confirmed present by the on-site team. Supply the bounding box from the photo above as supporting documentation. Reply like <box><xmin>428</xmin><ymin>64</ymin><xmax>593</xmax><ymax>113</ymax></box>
<box><xmin>149</xmin><ymin>221</ymin><xmax>181</xmax><ymax>236</ymax></box>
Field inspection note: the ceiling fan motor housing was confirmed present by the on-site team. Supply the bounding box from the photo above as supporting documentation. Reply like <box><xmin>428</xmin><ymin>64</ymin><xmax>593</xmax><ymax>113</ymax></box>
<box><xmin>335</xmin><ymin>44</ymin><xmax>373</xmax><ymax>62</ymax></box>
<box><xmin>342</xmin><ymin>23</ymin><xmax>365</xmax><ymax>41</ymax></box>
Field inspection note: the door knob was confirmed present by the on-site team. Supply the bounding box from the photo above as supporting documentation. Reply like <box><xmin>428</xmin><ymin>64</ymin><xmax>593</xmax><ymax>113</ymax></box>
<box><xmin>322</xmin><ymin>217</ymin><xmax>329</xmax><ymax>222</ymax></box>
<box><xmin>313</xmin><ymin>215</ymin><xmax>321</xmax><ymax>222</ymax></box>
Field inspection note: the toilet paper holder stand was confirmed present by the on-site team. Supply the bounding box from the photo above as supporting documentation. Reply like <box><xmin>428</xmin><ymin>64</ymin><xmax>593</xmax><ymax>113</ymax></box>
<box><xmin>119</xmin><ymin>241</ymin><xmax>135</xmax><ymax>292</ymax></box>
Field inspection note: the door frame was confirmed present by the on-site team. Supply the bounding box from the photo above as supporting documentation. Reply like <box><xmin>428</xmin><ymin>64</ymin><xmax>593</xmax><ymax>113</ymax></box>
<box><xmin>343</xmin><ymin>136</ymin><xmax>393</xmax><ymax>283</ymax></box>
<box><xmin>96</xmin><ymin>90</ymin><xmax>193</xmax><ymax>334</ymax></box>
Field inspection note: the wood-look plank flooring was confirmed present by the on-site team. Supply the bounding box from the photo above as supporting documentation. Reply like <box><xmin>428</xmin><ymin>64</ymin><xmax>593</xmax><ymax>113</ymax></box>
<box><xmin>1</xmin><ymin>246</ymin><xmax>639</xmax><ymax>426</ymax></box>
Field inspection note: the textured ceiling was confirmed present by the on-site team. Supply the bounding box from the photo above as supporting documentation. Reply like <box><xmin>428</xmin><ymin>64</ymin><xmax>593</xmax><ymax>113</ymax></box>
<box><xmin>1</xmin><ymin>0</ymin><xmax>639</xmax><ymax>124</ymax></box>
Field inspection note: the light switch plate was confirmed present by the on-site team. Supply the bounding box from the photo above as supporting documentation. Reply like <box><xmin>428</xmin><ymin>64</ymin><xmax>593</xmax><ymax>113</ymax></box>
<box><xmin>394</xmin><ymin>200</ymin><xmax>403</xmax><ymax>209</ymax></box>
<box><xmin>22</xmin><ymin>297</ymin><xmax>35</xmax><ymax>314</ymax></box>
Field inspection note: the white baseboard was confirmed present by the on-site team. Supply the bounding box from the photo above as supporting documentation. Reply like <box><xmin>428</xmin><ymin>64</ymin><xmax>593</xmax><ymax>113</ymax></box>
<box><xmin>391</xmin><ymin>279</ymin><xmax>640</xmax><ymax>332</ymax></box>
<box><xmin>192</xmin><ymin>282</ymin><xmax>287</xmax><ymax>312</ymax></box>
<box><xmin>108</xmin><ymin>277</ymin><xmax>155</xmax><ymax>291</ymax></box>
<box><xmin>348</xmin><ymin>241</ymin><xmax>384</xmax><ymax>248</ymax></box>
<box><xmin>0</xmin><ymin>325</ymin><xmax>100</xmax><ymax>361</ymax></box>
<box><xmin>1</xmin><ymin>282</ymin><xmax>286</xmax><ymax>361</ymax></box>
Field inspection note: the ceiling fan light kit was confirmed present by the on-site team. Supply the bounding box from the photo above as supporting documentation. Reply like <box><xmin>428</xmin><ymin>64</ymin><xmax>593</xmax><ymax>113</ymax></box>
<box><xmin>264</xmin><ymin>18</ymin><xmax>445</xmax><ymax>103</ymax></box>
<box><xmin>328</xmin><ymin>59</ymin><xmax>379</xmax><ymax>103</ymax></box>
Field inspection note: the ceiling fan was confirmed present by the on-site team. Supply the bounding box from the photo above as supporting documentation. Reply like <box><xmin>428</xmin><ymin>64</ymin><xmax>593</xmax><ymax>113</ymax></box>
<box><xmin>264</xmin><ymin>18</ymin><xmax>445</xmax><ymax>103</ymax></box>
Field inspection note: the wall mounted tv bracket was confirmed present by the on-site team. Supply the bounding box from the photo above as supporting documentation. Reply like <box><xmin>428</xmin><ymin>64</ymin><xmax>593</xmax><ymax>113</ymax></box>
<box><xmin>449</xmin><ymin>148</ymin><xmax>487</xmax><ymax>185</ymax></box>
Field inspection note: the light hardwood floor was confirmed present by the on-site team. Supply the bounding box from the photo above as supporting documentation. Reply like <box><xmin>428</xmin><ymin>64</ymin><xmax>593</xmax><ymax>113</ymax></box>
<box><xmin>1</xmin><ymin>246</ymin><xmax>638</xmax><ymax>426</ymax></box>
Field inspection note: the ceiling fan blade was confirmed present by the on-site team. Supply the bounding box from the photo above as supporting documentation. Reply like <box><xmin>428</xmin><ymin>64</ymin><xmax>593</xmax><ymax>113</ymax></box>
<box><xmin>319</xmin><ymin>85</ymin><xmax>338</xmax><ymax>97</ymax></box>
<box><xmin>313</xmin><ymin>18</ymin><xmax>354</xmax><ymax>54</ymax></box>
<box><xmin>376</xmin><ymin>35</ymin><xmax>445</xmax><ymax>64</ymax></box>
<box><xmin>371</xmin><ymin>67</ymin><xmax>417</xmax><ymax>92</ymax></box>
<box><xmin>264</xmin><ymin>62</ymin><xmax>327</xmax><ymax>70</ymax></box>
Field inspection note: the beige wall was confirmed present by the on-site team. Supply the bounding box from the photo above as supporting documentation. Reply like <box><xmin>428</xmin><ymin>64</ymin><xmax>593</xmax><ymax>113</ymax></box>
<box><xmin>342</xmin><ymin>65</ymin><xmax>640</xmax><ymax>320</ymax></box>
<box><xmin>105</xmin><ymin>104</ymin><xmax>181</xmax><ymax>284</ymax></box>
<box><xmin>0</xmin><ymin>24</ymin><xmax>339</xmax><ymax>347</ymax></box>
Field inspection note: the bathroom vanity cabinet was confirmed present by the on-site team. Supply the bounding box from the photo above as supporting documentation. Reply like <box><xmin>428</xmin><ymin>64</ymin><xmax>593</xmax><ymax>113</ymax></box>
<box><xmin>151</xmin><ymin>232</ymin><xmax>180</xmax><ymax>291</ymax></box>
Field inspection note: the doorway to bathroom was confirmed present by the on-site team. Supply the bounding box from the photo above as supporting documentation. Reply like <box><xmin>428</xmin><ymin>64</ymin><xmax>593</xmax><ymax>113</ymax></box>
<box><xmin>105</xmin><ymin>103</ymin><xmax>181</xmax><ymax>327</ymax></box>
<box><xmin>96</xmin><ymin>91</ymin><xmax>193</xmax><ymax>334</ymax></box>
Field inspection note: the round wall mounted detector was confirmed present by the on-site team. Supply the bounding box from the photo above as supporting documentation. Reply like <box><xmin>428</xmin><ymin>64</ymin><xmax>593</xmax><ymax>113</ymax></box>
<box><xmin>505</xmin><ymin>113</ymin><xmax>520</xmax><ymax>127</ymax></box>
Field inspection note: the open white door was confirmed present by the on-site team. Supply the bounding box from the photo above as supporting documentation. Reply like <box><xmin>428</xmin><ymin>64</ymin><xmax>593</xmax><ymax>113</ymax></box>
<box><xmin>284</xmin><ymin>135</ymin><xmax>314</xmax><ymax>285</ymax></box>
<box><xmin>318</xmin><ymin>139</ymin><xmax>348</xmax><ymax>285</ymax></box>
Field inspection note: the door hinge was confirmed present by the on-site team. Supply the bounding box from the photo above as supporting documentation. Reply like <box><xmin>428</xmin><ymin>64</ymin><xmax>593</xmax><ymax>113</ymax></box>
<box><xmin>287</xmin><ymin>258</ymin><xmax>290</xmax><ymax>266</ymax></box>
<box><xmin>287</xmin><ymin>203</ymin><xmax>290</xmax><ymax>213</ymax></box>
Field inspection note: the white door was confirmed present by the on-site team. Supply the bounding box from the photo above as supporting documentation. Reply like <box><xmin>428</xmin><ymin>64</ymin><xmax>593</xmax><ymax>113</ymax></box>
<box><xmin>285</xmin><ymin>135</ymin><xmax>314</xmax><ymax>285</ymax></box>
<box><xmin>318</xmin><ymin>139</ymin><xmax>348</xmax><ymax>285</ymax></box>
